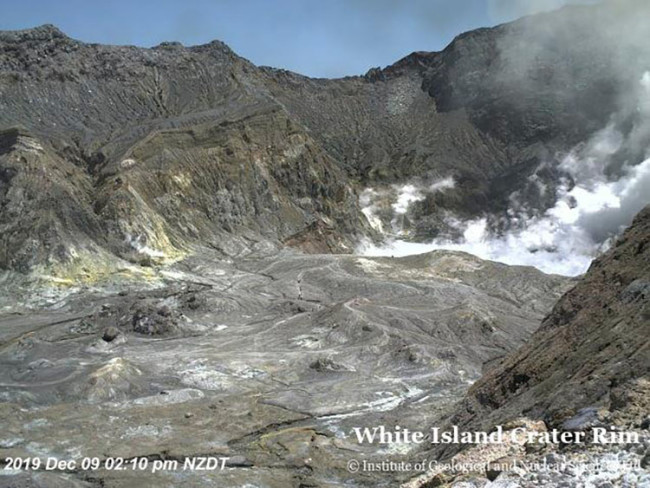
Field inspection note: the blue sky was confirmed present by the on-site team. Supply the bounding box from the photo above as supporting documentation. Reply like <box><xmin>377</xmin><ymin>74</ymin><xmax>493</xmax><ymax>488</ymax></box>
<box><xmin>0</xmin><ymin>0</ymin><xmax>596</xmax><ymax>78</ymax></box>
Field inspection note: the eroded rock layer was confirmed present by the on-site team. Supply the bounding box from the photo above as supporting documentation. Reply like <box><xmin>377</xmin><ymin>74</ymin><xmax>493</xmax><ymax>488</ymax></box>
<box><xmin>0</xmin><ymin>251</ymin><xmax>569</xmax><ymax>487</ymax></box>
<box><xmin>2</xmin><ymin>1</ymin><xmax>650</xmax><ymax>273</ymax></box>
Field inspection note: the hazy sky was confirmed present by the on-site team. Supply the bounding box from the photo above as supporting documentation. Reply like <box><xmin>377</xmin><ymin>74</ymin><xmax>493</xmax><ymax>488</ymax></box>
<box><xmin>0</xmin><ymin>0</ymin><xmax>598</xmax><ymax>78</ymax></box>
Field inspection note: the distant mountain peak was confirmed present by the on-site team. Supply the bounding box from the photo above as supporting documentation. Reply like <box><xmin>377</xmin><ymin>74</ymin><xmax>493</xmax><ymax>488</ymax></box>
<box><xmin>0</xmin><ymin>23</ymin><xmax>69</xmax><ymax>42</ymax></box>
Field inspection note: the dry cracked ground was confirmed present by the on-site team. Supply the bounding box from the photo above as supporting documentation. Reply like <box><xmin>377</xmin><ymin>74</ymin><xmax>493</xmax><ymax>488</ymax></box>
<box><xmin>1</xmin><ymin>4</ymin><xmax>650</xmax><ymax>486</ymax></box>
<box><xmin>0</xmin><ymin>250</ymin><xmax>569</xmax><ymax>487</ymax></box>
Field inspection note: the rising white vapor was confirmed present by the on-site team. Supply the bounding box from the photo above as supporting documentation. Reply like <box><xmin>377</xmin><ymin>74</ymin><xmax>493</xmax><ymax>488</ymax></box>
<box><xmin>488</xmin><ymin>0</ymin><xmax>599</xmax><ymax>21</ymax></box>
<box><xmin>359</xmin><ymin>188</ymin><xmax>386</xmax><ymax>232</ymax></box>
<box><xmin>359</xmin><ymin>74</ymin><xmax>650</xmax><ymax>277</ymax></box>
<box><xmin>392</xmin><ymin>184</ymin><xmax>425</xmax><ymax>215</ymax></box>
<box><xmin>359</xmin><ymin>178</ymin><xmax>456</xmax><ymax>235</ymax></box>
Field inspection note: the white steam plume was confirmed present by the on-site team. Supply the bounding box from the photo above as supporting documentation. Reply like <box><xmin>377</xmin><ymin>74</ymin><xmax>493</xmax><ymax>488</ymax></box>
<box><xmin>359</xmin><ymin>73</ymin><xmax>650</xmax><ymax>277</ymax></box>
<box><xmin>392</xmin><ymin>184</ymin><xmax>425</xmax><ymax>215</ymax></box>
<box><xmin>360</xmin><ymin>178</ymin><xmax>455</xmax><ymax>235</ymax></box>
<box><xmin>488</xmin><ymin>0</ymin><xmax>599</xmax><ymax>21</ymax></box>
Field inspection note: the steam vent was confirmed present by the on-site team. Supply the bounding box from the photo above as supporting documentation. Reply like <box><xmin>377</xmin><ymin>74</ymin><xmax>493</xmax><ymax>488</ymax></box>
<box><xmin>1</xmin><ymin>2</ymin><xmax>649</xmax><ymax>487</ymax></box>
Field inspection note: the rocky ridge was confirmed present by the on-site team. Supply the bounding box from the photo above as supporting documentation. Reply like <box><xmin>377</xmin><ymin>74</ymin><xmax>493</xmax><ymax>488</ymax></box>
<box><xmin>2</xmin><ymin>1</ymin><xmax>650</xmax><ymax>278</ymax></box>
<box><xmin>404</xmin><ymin>206</ymin><xmax>650</xmax><ymax>487</ymax></box>
<box><xmin>0</xmin><ymin>3</ymin><xmax>649</xmax><ymax>487</ymax></box>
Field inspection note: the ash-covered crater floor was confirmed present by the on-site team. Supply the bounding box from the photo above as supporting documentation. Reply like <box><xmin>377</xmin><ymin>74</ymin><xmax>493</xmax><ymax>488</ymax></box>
<box><xmin>0</xmin><ymin>250</ymin><xmax>569</xmax><ymax>487</ymax></box>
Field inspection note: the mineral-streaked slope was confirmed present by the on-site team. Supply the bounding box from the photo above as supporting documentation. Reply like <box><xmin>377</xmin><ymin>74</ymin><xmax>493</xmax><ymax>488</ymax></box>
<box><xmin>0</xmin><ymin>26</ymin><xmax>372</xmax><ymax>275</ymax></box>
<box><xmin>2</xmin><ymin>1</ymin><xmax>650</xmax><ymax>275</ymax></box>
<box><xmin>452</xmin><ymin>205</ymin><xmax>650</xmax><ymax>433</ymax></box>
<box><xmin>1</xmin><ymin>3</ymin><xmax>649</xmax><ymax>487</ymax></box>
<box><xmin>0</xmin><ymin>251</ymin><xmax>569</xmax><ymax>487</ymax></box>
<box><xmin>402</xmin><ymin>206</ymin><xmax>650</xmax><ymax>487</ymax></box>
<box><xmin>0</xmin><ymin>110</ymin><xmax>367</xmax><ymax>274</ymax></box>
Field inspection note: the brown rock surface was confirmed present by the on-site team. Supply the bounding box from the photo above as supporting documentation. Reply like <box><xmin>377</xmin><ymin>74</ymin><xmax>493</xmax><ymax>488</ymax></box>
<box><xmin>450</xmin><ymin>205</ymin><xmax>650</xmax><ymax>435</ymax></box>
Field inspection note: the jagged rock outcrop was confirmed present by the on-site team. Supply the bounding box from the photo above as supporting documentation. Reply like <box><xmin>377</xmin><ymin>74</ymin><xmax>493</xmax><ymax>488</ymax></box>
<box><xmin>401</xmin><ymin>205</ymin><xmax>650</xmax><ymax>487</ymax></box>
<box><xmin>448</xmin><ymin>205</ymin><xmax>650</xmax><ymax>438</ymax></box>
<box><xmin>0</xmin><ymin>25</ymin><xmax>370</xmax><ymax>275</ymax></box>
<box><xmin>2</xmin><ymin>1</ymin><xmax>649</xmax><ymax>274</ymax></box>
<box><xmin>1</xmin><ymin>5</ymin><xmax>649</xmax><ymax>486</ymax></box>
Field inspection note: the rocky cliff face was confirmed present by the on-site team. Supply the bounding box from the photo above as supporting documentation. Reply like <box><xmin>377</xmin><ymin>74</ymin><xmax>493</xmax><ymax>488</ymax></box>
<box><xmin>0</xmin><ymin>4</ymin><xmax>649</xmax><ymax>487</ymax></box>
<box><xmin>400</xmin><ymin>214</ymin><xmax>649</xmax><ymax>488</ymax></box>
<box><xmin>451</xmin><ymin>205</ymin><xmax>650</xmax><ymax>432</ymax></box>
<box><xmin>397</xmin><ymin>205</ymin><xmax>650</xmax><ymax>487</ymax></box>
<box><xmin>2</xmin><ymin>1</ymin><xmax>649</xmax><ymax>276</ymax></box>
<box><xmin>0</xmin><ymin>25</ymin><xmax>370</xmax><ymax>276</ymax></box>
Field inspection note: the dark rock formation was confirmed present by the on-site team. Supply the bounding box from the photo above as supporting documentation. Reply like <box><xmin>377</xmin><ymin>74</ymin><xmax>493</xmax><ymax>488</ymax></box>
<box><xmin>0</xmin><ymin>27</ymin><xmax>370</xmax><ymax>274</ymax></box>
<box><xmin>450</xmin><ymin>205</ymin><xmax>650</xmax><ymax>437</ymax></box>
<box><xmin>0</xmin><ymin>4</ymin><xmax>649</xmax><ymax>486</ymax></box>
<box><xmin>2</xmin><ymin>1</ymin><xmax>649</xmax><ymax>274</ymax></box>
